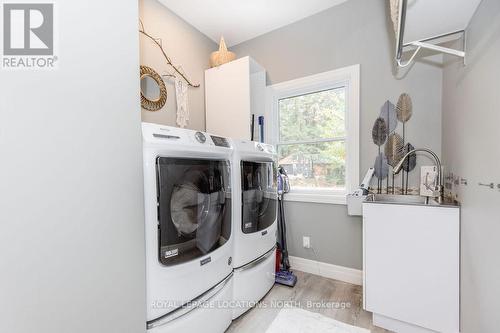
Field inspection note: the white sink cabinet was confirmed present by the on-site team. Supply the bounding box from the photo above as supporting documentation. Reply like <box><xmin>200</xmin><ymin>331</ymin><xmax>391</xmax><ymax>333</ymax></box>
<box><xmin>363</xmin><ymin>198</ymin><xmax>460</xmax><ymax>333</ymax></box>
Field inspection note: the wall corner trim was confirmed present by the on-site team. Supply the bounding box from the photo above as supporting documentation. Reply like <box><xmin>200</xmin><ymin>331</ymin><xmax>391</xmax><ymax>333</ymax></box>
<box><xmin>289</xmin><ymin>256</ymin><xmax>362</xmax><ymax>286</ymax></box>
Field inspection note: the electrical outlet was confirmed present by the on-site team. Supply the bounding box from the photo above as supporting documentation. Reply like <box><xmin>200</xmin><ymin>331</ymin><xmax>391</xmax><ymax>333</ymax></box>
<box><xmin>303</xmin><ymin>236</ymin><xmax>311</xmax><ymax>249</ymax></box>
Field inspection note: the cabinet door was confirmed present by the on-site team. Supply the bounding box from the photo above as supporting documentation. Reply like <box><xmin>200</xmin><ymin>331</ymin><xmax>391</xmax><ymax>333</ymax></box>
<box><xmin>205</xmin><ymin>58</ymin><xmax>251</xmax><ymax>140</ymax></box>
<box><xmin>363</xmin><ymin>203</ymin><xmax>459</xmax><ymax>333</ymax></box>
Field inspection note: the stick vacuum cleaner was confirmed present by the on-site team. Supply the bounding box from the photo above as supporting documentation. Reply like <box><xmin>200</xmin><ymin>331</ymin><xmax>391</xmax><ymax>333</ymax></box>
<box><xmin>275</xmin><ymin>166</ymin><xmax>297</xmax><ymax>287</ymax></box>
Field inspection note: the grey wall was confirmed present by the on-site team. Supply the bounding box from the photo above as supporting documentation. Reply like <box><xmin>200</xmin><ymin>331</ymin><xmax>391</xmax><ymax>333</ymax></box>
<box><xmin>442</xmin><ymin>0</ymin><xmax>500</xmax><ymax>331</ymax></box>
<box><xmin>0</xmin><ymin>1</ymin><xmax>146</xmax><ymax>332</ymax></box>
<box><xmin>231</xmin><ymin>0</ymin><xmax>443</xmax><ymax>269</ymax></box>
<box><xmin>139</xmin><ymin>0</ymin><xmax>217</xmax><ymax>131</ymax></box>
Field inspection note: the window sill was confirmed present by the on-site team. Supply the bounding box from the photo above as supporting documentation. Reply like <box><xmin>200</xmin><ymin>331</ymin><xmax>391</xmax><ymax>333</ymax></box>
<box><xmin>283</xmin><ymin>192</ymin><xmax>347</xmax><ymax>205</ymax></box>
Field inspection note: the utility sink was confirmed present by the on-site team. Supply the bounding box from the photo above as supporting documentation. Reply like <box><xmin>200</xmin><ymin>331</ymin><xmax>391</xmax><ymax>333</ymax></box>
<box><xmin>364</xmin><ymin>194</ymin><xmax>458</xmax><ymax>207</ymax></box>
<box><xmin>365</xmin><ymin>194</ymin><xmax>437</xmax><ymax>205</ymax></box>
<box><xmin>347</xmin><ymin>194</ymin><xmax>458</xmax><ymax>216</ymax></box>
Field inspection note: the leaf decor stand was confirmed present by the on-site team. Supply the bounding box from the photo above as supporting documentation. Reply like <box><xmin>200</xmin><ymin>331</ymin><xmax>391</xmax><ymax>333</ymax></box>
<box><xmin>374</xmin><ymin>153</ymin><xmax>389</xmax><ymax>194</ymax></box>
<box><xmin>403</xmin><ymin>142</ymin><xmax>417</xmax><ymax>194</ymax></box>
<box><xmin>372</xmin><ymin>94</ymin><xmax>415</xmax><ymax>195</ymax></box>
<box><xmin>380</xmin><ymin>100</ymin><xmax>397</xmax><ymax>193</ymax></box>
<box><xmin>396</xmin><ymin>93</ymin><xmax>413</xmax><ymax>193</ymax></box>
<box><xmin>385</xmin><ymin>132</ymin><xmax>404</xmax><ymax>194</ymax></box>
<box><xmin>372</xmin><ymin>117</ymin><xmax>388</xmax><ymax>193</ymax></box>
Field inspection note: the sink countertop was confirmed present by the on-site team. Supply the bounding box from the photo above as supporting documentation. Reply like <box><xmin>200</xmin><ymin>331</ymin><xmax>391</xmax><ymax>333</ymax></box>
<box><xmin>364</xmin><ymin>194</ymin><xmax>460</xmax><ymax>208</ymax></box>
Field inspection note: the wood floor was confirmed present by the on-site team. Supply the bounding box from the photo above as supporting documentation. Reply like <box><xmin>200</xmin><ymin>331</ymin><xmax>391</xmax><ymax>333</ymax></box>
<box><xmin>226</xmin><ymin>270</ymin><xmax>392</xmax><ymax>333</ymax></box>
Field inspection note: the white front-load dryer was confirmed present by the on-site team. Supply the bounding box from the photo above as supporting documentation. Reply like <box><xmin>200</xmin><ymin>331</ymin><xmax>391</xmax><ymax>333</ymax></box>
<box><xmin>142</xmin><ymin>123</ymin><xmax>234</xmax><ymax>333</ymax></box>
<box><xmin>231</xmin><ymin>139</ymin><xmax>278</xmax><ymax>319</ymax></box>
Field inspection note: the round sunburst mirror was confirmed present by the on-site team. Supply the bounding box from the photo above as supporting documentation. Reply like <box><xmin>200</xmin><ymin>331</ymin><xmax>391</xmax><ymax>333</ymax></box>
<box><xmin>140</xmin><ymin>65</ymin><xmax>167</xmax><ymax>111</ymax></box>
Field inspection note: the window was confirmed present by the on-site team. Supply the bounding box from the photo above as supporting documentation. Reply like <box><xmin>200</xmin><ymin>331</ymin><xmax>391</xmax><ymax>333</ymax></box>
<box><xmin>266</xmin><ymin>65</ymin><xmax>360</xmax><ymax>204</ymax></box>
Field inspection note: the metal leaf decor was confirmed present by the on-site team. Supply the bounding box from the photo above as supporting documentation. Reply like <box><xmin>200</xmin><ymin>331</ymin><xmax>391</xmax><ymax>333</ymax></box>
<box><xmin>372</xmin><ymin>117</ymin><xmax>388</xmax><ymax>146</ymax></box>
<box><xmin>380</xmin><ymin>100</ymin><xmax>398</xmax><ymax>133</ymax></box>
<box><xmin>402</xmin><ymin>143</ymin><xmax>417</xmax><ymax>172</ymax></box>
<box><xmin>385</xmin><ymin>133</ymin><xmax>404</xmax><ymax>167</ymax></box>
<box><xmin>374</xmin><ymin>153</ymin><xmax>389</xmax><ymax>180</ymax></box>
<box><xmin>396</xmin><ymin>93</ymin><xmax>413</xmax><ymax>123</ymax></box>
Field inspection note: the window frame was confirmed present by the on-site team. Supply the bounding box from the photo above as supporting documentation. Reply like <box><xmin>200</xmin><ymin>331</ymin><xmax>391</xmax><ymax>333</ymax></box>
<box><xmin>266</xmin><ymin>64</ymin><xmax>360</xmax><ymax>205</ymax></box>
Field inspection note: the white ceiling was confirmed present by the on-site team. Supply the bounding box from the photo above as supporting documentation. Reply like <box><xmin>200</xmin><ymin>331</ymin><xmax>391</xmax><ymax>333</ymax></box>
<box><xmin>158</xmin><ymin>0</ymin><xmax>349</xmax><ymax>47</ymax></box>
<box><xmin>404</xmin><ymin>0</ymin><xmax>482</xmax><ymax>43</ymax></box>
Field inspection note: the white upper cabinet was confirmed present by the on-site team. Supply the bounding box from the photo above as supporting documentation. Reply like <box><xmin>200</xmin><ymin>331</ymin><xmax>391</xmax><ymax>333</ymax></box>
<box><xmin>205</xmin><ymin>56</ymin><xmax>266</xmax><ymax>141</ymax></box>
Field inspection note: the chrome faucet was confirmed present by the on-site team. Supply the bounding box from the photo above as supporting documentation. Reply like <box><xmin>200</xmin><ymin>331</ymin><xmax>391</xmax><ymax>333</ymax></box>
<box><xmin>393</xmin><ymin>148</ymin><xmax>443</xmax><ymax>203</ymax></box>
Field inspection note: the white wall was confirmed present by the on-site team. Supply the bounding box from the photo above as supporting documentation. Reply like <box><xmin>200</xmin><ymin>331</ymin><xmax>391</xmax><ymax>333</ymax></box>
<box><xmin>139</xmin><ymin>0</ymin><xmax>217</xmax><ymax>130</ymax></box>
<box><xmin>0</xmin><ymin>1</ymin><xmax>146</xmax><ymax>332</ymax></box>
<box><xmin>231</xmin><ymin>0</ymin><xmax>443</xmax><ymax>269</ymax></box>
<box><xmin>442</xmin><ymin>0</ymin><xmax>500</xmax><ymax>331</ymax></box>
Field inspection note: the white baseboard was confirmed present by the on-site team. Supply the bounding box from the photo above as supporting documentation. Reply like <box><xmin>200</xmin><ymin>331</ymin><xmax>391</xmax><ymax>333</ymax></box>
<box><xmin>289</xmin><ymin>256</ymin><xmax>363</xmax><ymax>286</ymax></box>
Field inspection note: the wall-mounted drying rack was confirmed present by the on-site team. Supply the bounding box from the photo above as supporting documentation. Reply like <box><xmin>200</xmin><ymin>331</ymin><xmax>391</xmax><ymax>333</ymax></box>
<box><xmin>394</xmin><ymin>0</ymin><xmax>467</xmax><ymax>68</ymax></box>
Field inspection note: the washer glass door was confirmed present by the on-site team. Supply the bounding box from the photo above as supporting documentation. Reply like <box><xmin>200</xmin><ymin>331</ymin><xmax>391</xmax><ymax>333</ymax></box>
<box><xmin>156</xmin><ymin>157</ymin><xmax>231</xmax><ymax>266</ymax></box>
<box><xmin>241</xmin><ymin>161</ymin><xmax>277</xmax><ymax>234</ymax></box>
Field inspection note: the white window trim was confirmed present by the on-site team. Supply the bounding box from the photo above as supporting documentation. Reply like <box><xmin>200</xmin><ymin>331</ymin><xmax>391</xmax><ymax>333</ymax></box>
<box><xmin>266</xmin><ymin>64</ymin><xmax>360</xmax><ymax>205</ymax></box>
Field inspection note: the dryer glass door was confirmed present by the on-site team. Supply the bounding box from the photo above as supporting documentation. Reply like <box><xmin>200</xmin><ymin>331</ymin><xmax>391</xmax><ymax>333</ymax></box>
<box><xmin>241</xmin><ymin>161</ymin><xmax>277</xmax><ymax>234</ymax></box>
<box><xmin>156</xmin><ymin>157</ymin><xmax>232</xmax><ymax>266</ymax></box>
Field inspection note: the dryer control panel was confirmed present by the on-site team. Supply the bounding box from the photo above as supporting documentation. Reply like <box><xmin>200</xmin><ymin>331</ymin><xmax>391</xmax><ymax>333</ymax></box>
<box><xmin>142</xmin><ymin>122</ymin><xmax>232</xmax><ymax>149</ymax></box>
<box><xmin>210</xmin><ymin>135</ymin><xmax>230</xmax><ymax>148</ymax></box>
<box><xmin>194</xmin><ymin>131</ymin><xmax>207</xmax><ymax>143</ymax></box>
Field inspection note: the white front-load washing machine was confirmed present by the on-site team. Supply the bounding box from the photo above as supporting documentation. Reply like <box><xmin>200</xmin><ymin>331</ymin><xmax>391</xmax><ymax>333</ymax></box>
<box><xmin>231</xmin><ymin>140</ymin><xmax>278</xmax><ymax>319</ymax></box>
<box><xmin>142</xmin><ymin>123</ymin><xmax>234</xmax><ymax>333</ymax></box>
